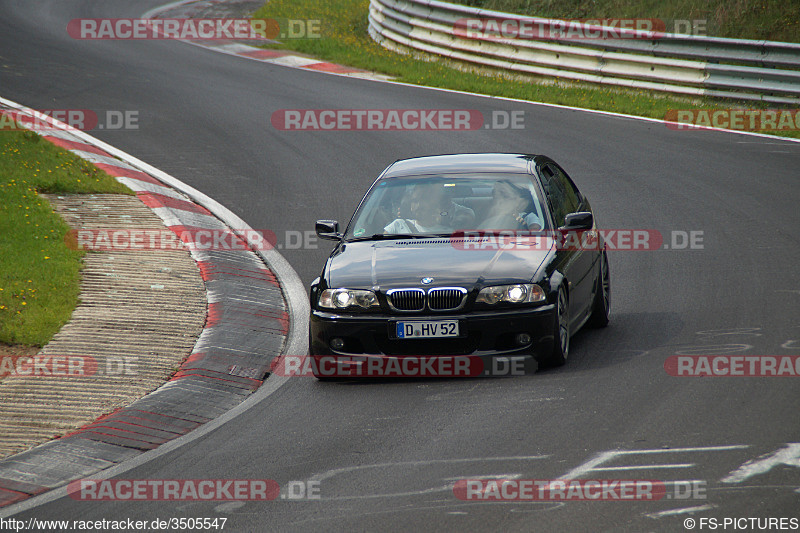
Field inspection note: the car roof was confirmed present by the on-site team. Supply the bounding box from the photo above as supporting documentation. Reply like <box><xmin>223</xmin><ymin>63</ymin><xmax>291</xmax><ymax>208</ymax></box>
<box><xmin>382</xmin><ymin>153</ymin><xmax>542</xmax><ymax>178</ymax></box>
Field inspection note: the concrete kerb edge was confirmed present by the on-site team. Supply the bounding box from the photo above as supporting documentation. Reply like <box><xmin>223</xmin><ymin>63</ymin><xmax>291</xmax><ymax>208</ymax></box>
<box><xmin>0</xmin><ymin>95</ymin><xmax>308</xmax><ymax>516</ymax></box>
<box><xmin>0</xmin><ymin>95</ymin><xmax>309</xmax><ymax>354</ymax></box>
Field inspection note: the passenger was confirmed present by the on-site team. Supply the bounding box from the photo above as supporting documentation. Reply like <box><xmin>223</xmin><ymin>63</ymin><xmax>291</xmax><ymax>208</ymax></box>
<box><xmin>478</xmin><ymin>180</ymin><xmax>543</xmax><ymax>231</ymax></box>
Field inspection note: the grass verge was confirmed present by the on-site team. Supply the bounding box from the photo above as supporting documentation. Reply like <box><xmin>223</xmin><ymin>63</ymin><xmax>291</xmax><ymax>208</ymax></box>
<box><xmin>0</xmin><ymin>128</ymin><xmax>132</xmax><ymax>346</ymax></box>
<box><xmin>254</xmin><ymin>0</ymin><xmax>799</xmax><ymax>139</ymax></box>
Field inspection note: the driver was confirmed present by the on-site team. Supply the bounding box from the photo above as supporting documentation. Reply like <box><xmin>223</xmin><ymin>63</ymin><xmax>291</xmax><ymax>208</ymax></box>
<box><xmin>384</xmin><ymin>182</ymin><xmax>474</xmax><ymax>233</ymax></box>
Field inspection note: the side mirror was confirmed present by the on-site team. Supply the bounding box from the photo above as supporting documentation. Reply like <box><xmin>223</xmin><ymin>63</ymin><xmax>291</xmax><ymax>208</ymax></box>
<box><xmin>316</xmin><ymin>220</ymin><xmax>342</xmax><ymax>241</ymax></box>
<box><xmin>561</xmin><ymin>212</ymin><xmax>593</xmax><ymax>231</ymax></box>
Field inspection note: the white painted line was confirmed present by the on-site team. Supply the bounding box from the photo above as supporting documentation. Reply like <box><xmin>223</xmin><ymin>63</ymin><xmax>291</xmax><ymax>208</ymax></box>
<box><xmin>307</xmin><ymin>456</ymin><xmax>548</xmax><ymax>501</ymax></box>
<box><xmin>721</xmin><ymin>443</ymin><xmax>800</xmax><ymax>484</ymax></box>
<box><xmin>613</xmin><ymin>446</ymin><xmax>749</xmax><ymax>455</ymax></box>
<box><xmin>312</xmin><ymin>456</ymin><xmax>550</xmax><ymax>483</ymax></box>
<box><xmin>674</xmin><ymin>343</ymin><xmax>752</xmax><ymax>355</ymax></box>
<box><xmin>559</xmin><ymin>445</ymin><xmax>749</xmax><ymax>481</ymax></box>
<box><xmin>736</xmin><ymin>141</ymin><xmax>800</xmax><ymax>145</ymax></box>
<box><xmin>593</xmin><ymin>464</ymin><xmax>696</xmax><ymax>470</ymax></box>
<box><xmin>443</xmin><ymin>474</ymin><xmax>522</xmax><ymax>481</ymax></box>
<box><xmin>385</xmin><ymin>82</ymin><xmax>800</xmax><ymax>145</ymax></box>
<box><xmin>646</xmin><ymin>504</ymin><xmax>716</xmax><ymax>519</ymax></box>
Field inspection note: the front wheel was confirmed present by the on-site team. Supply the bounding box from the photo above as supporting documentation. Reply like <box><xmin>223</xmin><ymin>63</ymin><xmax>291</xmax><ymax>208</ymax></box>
<box><xmin>541</xmin><ymin>286</ymin><xmax>569</xmax><ymax>368</ymax></box>
<box><xmin>587</xmin><ymin>251</ymin><xmax>610</xmax><ymax>328</ymax></box>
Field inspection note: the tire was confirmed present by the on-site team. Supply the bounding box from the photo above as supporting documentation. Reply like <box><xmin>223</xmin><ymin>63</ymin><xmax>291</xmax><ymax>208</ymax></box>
<box><xmin>541</xmin><ymin>286</ymin><xmax>569</xmax><ymax>368</ymax></box>
<box><xmin>587</xmin><ymin>251</ymin><xmax>610</xmax><ymax>328</ymax></box>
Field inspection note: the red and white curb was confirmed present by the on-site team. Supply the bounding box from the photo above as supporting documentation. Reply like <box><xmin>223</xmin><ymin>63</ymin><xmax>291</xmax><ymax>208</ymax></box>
<box><xmin>141</xmin><ymin>0</ymin><xmax>392</xmax><ymax>82</ymax></box>
<box><xmin>191</xmin><ymin>41</ymin><xmax>392</xmax><ymax>81</ymax></box>
<box><xmin>0</xmin><ymin>96</ymin><xmax>306</xmax><ymax>511</ymax></box>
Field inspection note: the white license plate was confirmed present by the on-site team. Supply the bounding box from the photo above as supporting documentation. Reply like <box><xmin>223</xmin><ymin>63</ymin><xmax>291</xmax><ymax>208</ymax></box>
<box><xmin>396</xmin><ymin>320</ymin><xmax>459</xmax><ymax>339</ymax></box>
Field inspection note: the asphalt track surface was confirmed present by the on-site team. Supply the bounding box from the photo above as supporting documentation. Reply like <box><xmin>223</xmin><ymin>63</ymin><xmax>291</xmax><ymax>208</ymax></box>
<box><xmin>1</xmin><ymin>1</ymin><xmax>799</xmax><ymax>531</ymax></box>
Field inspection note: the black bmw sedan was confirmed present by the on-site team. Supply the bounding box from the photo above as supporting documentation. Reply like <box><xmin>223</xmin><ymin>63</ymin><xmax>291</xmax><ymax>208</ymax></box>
<box><xmin>308</xmin><ymin>153</ymin><xmax>610</xmax><ymax>378</ymax></box>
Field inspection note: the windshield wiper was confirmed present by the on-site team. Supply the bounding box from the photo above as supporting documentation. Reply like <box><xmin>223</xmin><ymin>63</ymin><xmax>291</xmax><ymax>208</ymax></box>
<box><xmin>346</xmin><ymin>233</ymin><xmax>452</xmax><ymax>242</ymax></box>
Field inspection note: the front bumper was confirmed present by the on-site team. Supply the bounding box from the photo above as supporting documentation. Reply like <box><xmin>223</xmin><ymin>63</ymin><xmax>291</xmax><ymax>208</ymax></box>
<box><xmin>309</xmin><ymin>305</ymin><xmax>555</xmax><ymax>375</ymax></box>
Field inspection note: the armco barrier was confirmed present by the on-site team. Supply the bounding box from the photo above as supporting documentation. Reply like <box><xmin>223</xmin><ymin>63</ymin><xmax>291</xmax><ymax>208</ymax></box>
<box><xmin>368</xmin><ymin>0</ymin><xmax>800</xmax><ymax>104</ymax></box>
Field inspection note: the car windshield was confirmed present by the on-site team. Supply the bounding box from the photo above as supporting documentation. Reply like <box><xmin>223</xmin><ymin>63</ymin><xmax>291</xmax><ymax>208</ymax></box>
<box><xmin>345</xmin><ymin>173</ymin><xmax>548</xmax><ymax>240</ymax></box>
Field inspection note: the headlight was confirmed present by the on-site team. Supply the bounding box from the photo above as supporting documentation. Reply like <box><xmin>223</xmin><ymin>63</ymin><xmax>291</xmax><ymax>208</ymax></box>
<box><xmin>476</xmin><ymin>284</ymin><xmax>545</xmax><ymax>305</ymax></box>
<box><xmin>319</xmin><ymin>288</ymin><xmax>379</xmax><ymax>309</ymax></box>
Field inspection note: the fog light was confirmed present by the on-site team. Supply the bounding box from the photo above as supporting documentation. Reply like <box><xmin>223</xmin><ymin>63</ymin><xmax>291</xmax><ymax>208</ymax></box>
<box><xmin>515</xmin><ymin>333</ymin><xmax>531</xmax><ymax>346</ymax></box>
<box><xmin>329</xmin><ymin>337</ymin><xmax>345</xmax><ymax>350</ymax></box>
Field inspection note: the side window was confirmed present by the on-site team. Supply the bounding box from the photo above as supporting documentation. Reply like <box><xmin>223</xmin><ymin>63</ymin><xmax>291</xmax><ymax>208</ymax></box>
<box><xmin>540</xmin><ymin>164</ymin><xmax>568</xmax><ymax>226</ymax></box>
<box><xmin>551</xmin><ymin>165</ymin><xmax>580</xmax><ymax>215</ymax></box>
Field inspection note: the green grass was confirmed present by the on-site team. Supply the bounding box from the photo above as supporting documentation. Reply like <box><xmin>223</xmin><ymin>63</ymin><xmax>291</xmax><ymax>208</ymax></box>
<box><xmin>253</xmin><ymin>0</ymin><xmax>799</xmax><ymax>139</ymax></box>
<box><xmin>454</xmin><ymin>0</ymin><xmax>800</xmax><ymax>43</ymax></box>
<box><xmin>0</xmin><ymin>129</ymin><xmax>132</xmax><ymax>346</ymax></box>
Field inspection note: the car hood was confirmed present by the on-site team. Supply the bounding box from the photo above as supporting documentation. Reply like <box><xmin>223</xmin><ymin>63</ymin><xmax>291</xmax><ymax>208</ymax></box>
<box><xmin>326</xmin><ymin>237</ymin><xmax>554</xmax><ymax>289</ymax></box>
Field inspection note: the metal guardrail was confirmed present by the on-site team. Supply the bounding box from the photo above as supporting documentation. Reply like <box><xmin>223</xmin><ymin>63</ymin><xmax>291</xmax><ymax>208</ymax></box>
<box><xmin>368</xmin><ymin>0</ymin><xmax>800</xmax><ymax>105</ymax></box>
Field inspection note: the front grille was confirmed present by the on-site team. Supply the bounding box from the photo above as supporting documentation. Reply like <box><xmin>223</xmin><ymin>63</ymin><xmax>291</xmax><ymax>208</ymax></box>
<box><xmin>428</xmin><ymin>287</ymin><xmax>467</xmax><ymax>310</ymax></box>
<box><xmin>386</xmin><ymin>287</ymin><xmax>467</xmax><ymax>312</ymax></box>
<box><xmin>387</xmin><ymin>289</ymin><xmax>425</xmax><ymax>311</ymax></box>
